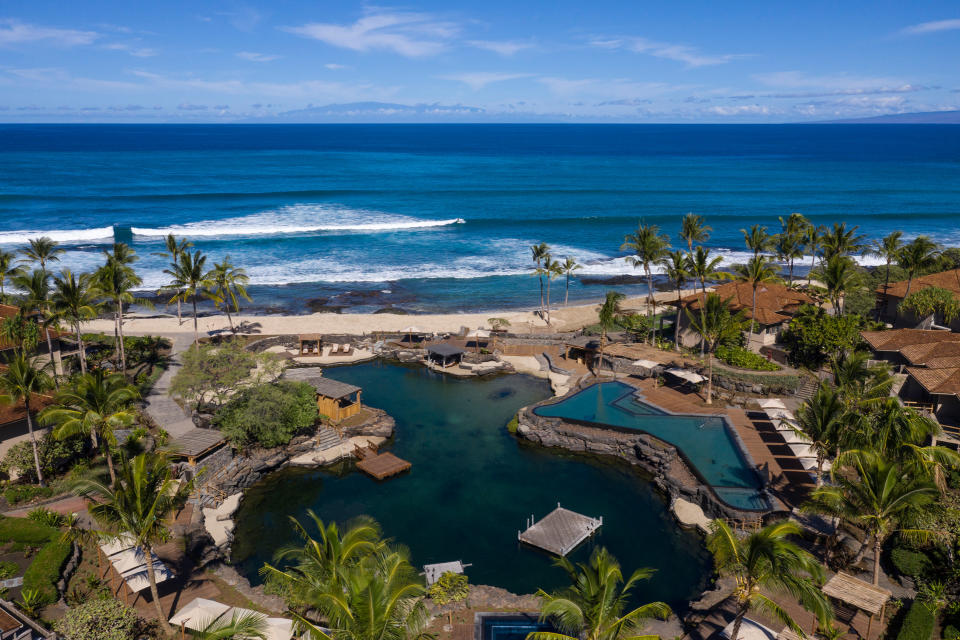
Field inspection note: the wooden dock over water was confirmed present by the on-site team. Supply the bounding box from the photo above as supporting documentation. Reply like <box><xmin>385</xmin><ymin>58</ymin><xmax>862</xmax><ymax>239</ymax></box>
<box><xmin>355</xmin><ymin>445</ymin><xmax>411</xmax><ymax>480</ymax></box>
<box><xmin>518</xmin><ymin>504</ymin><xmax>602</xmax><ymax>556</ymax></box>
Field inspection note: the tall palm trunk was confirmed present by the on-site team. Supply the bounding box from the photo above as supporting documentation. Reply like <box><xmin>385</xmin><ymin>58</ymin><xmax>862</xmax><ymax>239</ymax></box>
<box><xmin>872</xmin><ymin>535</ymin><xmax>882</xmax><ymax>586</ymax></box>
<box><xmin>144</xmin><ymin>545</ymin><xmax>171</xmax><ymax>632</ymax></box>
<box><xmin>699</xmin><ymin>278</ymin><xmax>708</xmax><ymax>356</ymax></box>
<box><xmin>644</xmin><ymin>265</ymin><xmax>654</xmax><ymax>344</ymax></box>
<box><xmin>788</xmin><ymin>259</ymin><xmax>795</xmax><ymax>286</ymax></box>
<box><xmin>116</xmin><ymin>299</ymin><xmax>127</xmax><ymax>375</ymax></box>
<box><xmin>730</xmin><ymin>601</ymin><xmax>750</xmax><ymax>640</ymax></box>
<box><xmin>674</xmin><ymin>288</ymin><xmax>683</xmax><ymax>351</ymax></box>
<box><xmin>225</xmin><ymin>306</ymin><xmax>235</xmax><ymax>333</ymax></box>
<box><xmin>192</xmin><ymin>296</ymin><xmax>199</xmax><ymax>344</ymax></box>
<box><xmin>565</xmin><ymin>274</ymin><xmax>570</xmax><ymax>307</ymax></box>
<box><xmin>808</xmin><ymin>253</ymin><xmax>816</xmax><ymax>287</ymax></box>
<box><xmin>102</xmin><ymin>436</ymin><xmax>116</xmax><ymax>485</ymax></box>
<box><xmin>177</xmin><ymin>298</ymin><xmax>182</xmax><ymax>325</ymax></box>
<box><xmin>25</xmin><ymin>400</ymin><xmax>45</xmax><ymax>487</ymax></box>
<box><xmin>705</xmin><ymin>351</ymin><xmax>714</xmax><ymax>405</ymax></box>
<box><xmin>815</xmin><ymin>456</ymin><xmax>824</xmax><ymax>487</ymax></box>
<box><xmin>74</xmin><ymin>323</ymin><xmax>87</xmax><ymax>374</ymax></box>
<box><xmin>597</xmin><ymin>329</ymin><xmax>606</xmax><ymax>376</ymax></box>
<box><xmin>545</xmin><ymin>277</ymin><xmax>552</xmax><ymax>326</ymax></box>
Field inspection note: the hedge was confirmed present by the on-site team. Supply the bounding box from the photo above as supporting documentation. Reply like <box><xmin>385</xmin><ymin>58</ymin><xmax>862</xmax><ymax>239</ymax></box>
<box><xmin>716</xmin><ymin>345</ymin><xmax>781</xmax><ymax>371</ymax></box>
<box><xmin>891</xmin><ymin>547</ymin><xmax>932</xmax><ymax>579</ymax></box>
<box><xmin>23</xmin><ymin>540</ymin><xmax>70</xmax><ymax>604</ymax></box>
<box><xmin>896</xmin><ymin>599</ymin><xmax>937</xmax><ymax>640</ymax></box>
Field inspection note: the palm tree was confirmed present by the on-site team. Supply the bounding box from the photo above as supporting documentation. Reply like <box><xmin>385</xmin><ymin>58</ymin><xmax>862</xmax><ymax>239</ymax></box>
<box><xmin>153</xmin><ymin>234</ymin><xmax>193</xmax><ymax>326</ymax></box>
<box><xmin>793</xmin><ymin>383</ymin><xmax>844</xmax><ymax>486</ymax></box>
<box><xmin>50</xmin><ymin>270</ymin><xmax>99</xmax><ymax>374</ymax></box>
<box><xmin>40</xmin><ymin>368</ymin><xmax>139</xmax><ymax>485</ymax></box>
<box><xmin>741</xmin><ymin>224</ymin><xmax>771</xmax><ymax>259</ymax></box>
<box><xmin>531</xmin><ymin>243</ymin><xmax>551</xmax><ymax>317</ymax></box>
<box><xmin>689</xmin><ymin>246</ymin><xmax>724</xmax><ymax>296</ymax></box>
<box><xmin>0</xmin><ymin>355</ymin><xmax>54</xmax><ymax>486</ymax></box>
<box><xmin>542</xmin><ymin>256</ymin><xmax>561</xmax><ymax>326</ymax></box>
<box><xmin>868</xmin><ymin>231</ymin><xmax>904</xmax><ymax>299</ymax></box>
<box><xmin>659</xmin><ymin>250</ymin><xmax>691</xmax><ymax>351</ymax></box>
<box><xmin>896</xmin><ymin>236</ymin><xmax>940</xmax><ymax>302</ymax></box>
<box><xmin>707</xmin><ymin>520</ymin><xmax>830</xmax><ymax>640</ymax></box>
<box><xmin>805</xmin><ymin>449</ymin><xmax>937</xmax><ymax>585</ymax></box>
<box><xmin>561</xmin><ymin>257</ymin><xmax>581</xmax><ymax>307</ymax></box>
<box><xmin>596</xmin><ymin>291</ymin><xmax>625</xmax><ymax>376</ymax></box>
<box><xmin>730</xmin><ymin>255</ymin><xmax>782</xmax><ymax>338</ymax></box>
<box><xmin>831</xmin><ymin>351</ymin><xmax>893</xmax><ymax>414</ymax></box>
<box><xmin>821</xmin><ymin>255</ymin><xmax>859</xmax><ymax>314</ymax></box>
<box><xmin>96</xmin><ymin>243</ymin><xmax>142</xmax><ymax>375</ymax></box>
<box><xmin>75</xmin><ymin>451</ymin><xmax>191</xmax><ymax>632</ymax></box>
<box><xmin>261</xmin><ymin>511</ymin><xmax>386</xmax><ymax>601</ymax></box>
<box><xmin>820</xmin><ymin>223</ymin><xmax>866</xmax><ymax>261</ymax></box>
<box><xmin>685</xmin><ymin>294</ymin><xmax>743</xmax><ymax>404</ymax></box>
<box><xmin>529</xmin><ymin>547</ymin><xmax>670</xmax><ymax>640</ymax></box>
<box><xmin>0</xmin><ymin>306</ymin><xmax>40</xmax><ymax>355</ymax></box>
<box><xmin>19</xmin><ymin>236</ymin><xmax>64</xmax><ymax>273</ymax></box>
<box><xmin>805</xmin><ymin>224</ymin><xmax>825</xmax><ymax>287</ymax></box>
<box><xmin>0</xmin><ymin>248</ymin><xmax>22</xmax><ymax>302</ymax></box>
<box><xmin>679</xmin><ymin>213</ymin><xmax>711</xmax><ymax>252</ymax></box>
<box><xmin>775</xmin><ymin>213</ymin><xmax>808</xmax><ymax>286</ymax></box>
<box><xmin>208</xmin><ymin>256</ymin><xmax>251</xmax><ymax>334</ymax></box>
<box><xmin>622</xmin><ymin>222</ymin><xmax>670</xmax><ymax>339</ymax></box>
<box><xmin>164</xmin><ymin>249</ymin><xmax>212</xmax><ymax>344</ymax></box>
<box><xmin>12</xmin><ymin>269</ymin><xmax>58</xmax><ymax>379</ymax></box>
<box><xmin>192</xmin><ymin>610</ymin><xmax>268</xmax><ymax>639</ymax></box>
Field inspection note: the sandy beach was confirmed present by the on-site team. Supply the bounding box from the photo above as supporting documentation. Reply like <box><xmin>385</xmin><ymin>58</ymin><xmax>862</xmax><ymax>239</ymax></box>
<box><xmin>79</xmin><ymin>288</ymin><xmax>703</xmax><ymax>338</ymax></box>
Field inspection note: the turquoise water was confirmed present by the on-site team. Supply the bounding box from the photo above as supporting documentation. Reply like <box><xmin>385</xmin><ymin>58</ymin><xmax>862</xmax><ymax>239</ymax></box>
<box><xmin>231</xmin><ymin>362</ymin><xmax>712</xmax><ymax>607</ymax></box>
<box><xmin>2</xmin><ymin>124</ymin><xmax>959</xmax><ymax>313</ymax></box>
<box><xmin>533</xmin><ymin>382</ymin><xmax>767</xmax><ymax>510</ymax></box>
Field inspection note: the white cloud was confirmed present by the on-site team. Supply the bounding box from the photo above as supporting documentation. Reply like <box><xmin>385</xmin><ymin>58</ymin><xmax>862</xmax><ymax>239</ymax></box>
<box><xmin>467</xmin><ymin>40</ymin><xmax>532</xmax><ymax>56</ymax></box>
<box><xmin>282</xmin><ymin>9</ymin><xmax>458</xmax><ymax>57</ymax></box>
<box><xmin>325</xmin><ymin>63</ymin><xmax>348</xmax><ymax>70</ymax></box>
<box><xmin>589</xmin><ymin>36</ymin><xmax>746</xmax><ymax>67</ymax></box>
<box><xmin>440</xmin><ymin>72</ymin><xmax>534</xmax><ymax>90</ymax></box>
<box><xmin>538</xmin><ymin>76</ymin><xmax>690</xmax><ymax>99</ymax></box>
<box><xmin>104</xmin><ymin>42</ymin><xmax>158</xmax><ymax>57</ymax></box>
<box><xmin>0</xmin><ymin>19</ymin><xmax>99</xmax><ymax>47</ymax></box>
<box><xmin>705</xmin><ymin>104</ymin><xmax>771</xmax><ymax>116</ymax></box>
<box><xmin>902</xmin><ymin>19</ymin><xmax>960</xmax><ymax>35</ymax></box>
<box><xmin>236</xmin><ymin>51</ymin><xmax>281</xmax><ymax>62</ymax></box>
<box><xmin>752</xmin><ymin>71</ymin><xmax>930</xmax><ymax>98</ymax></box>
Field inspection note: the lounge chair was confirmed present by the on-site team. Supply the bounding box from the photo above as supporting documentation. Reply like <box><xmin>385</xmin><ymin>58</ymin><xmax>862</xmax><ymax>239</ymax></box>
<box><xmin>341</xmin><ymin>343</ymin><xmax>353</xmax><ymax>355</ymax></box>
<box><xmin>329</xmin><ymin>344</ymin><xmax>340</xmax><ymax>354</ymax></box>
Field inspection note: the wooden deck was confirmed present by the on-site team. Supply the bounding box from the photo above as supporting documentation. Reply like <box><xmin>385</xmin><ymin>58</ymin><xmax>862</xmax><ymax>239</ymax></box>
<box><xmin>356</xmin><ymin>451</ymin><xmax>412</xmax><ymax>480</ymax></box>
<box><xmin>518</xmin><ymin>505</ymin><xmax>602</xmax><ymax>556</ymax></box>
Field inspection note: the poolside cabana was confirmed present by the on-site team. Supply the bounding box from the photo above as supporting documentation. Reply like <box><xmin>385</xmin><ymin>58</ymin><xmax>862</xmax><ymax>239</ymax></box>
<box><xmin>98</xmin><ymin>537</ymin><xmax>173</xmax><ymax>605</ymax></box>
<box><xmin>822</xmin><ymin>572</ymin><xmax>892</xmax><ymax>640</ymax></box>
<box><xmin>169</xmin><ymin>428</ymin><xmax>228</xmax><ymax>467</ymax></box>
<box><xmin>170</xmin><ymin>597</ymin><xmax>294</xmax><ymax>640</ymax></box>
<box><xmin>428</xmin><ymin>343</ymin><xmax>465</xmax><ymax>368</ymax></box>
<box><xmin>298</xmin><ymin>333</ymin><xmax>322</xmax><ymax>355</ymax></box>
<box><xmin>312</xmin><ymin>378</ymin><xmax>363</xmax><ymax>423</ymax></box>
<box><xmin>664</xmin><ymin>367</ymin><xmax>705</xmax><ymax>388</ymax></box>
<box><xmin>466</xmin><ymin>329</ymin><xmax>491</xmax><ymax>354</ymax></box>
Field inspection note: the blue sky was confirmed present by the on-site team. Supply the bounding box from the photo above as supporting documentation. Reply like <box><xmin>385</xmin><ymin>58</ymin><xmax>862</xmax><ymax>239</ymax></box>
<box><xmin>1</xmin><ymin>1</ymin><xmax>958</xmax><ymax>122</ymax></box>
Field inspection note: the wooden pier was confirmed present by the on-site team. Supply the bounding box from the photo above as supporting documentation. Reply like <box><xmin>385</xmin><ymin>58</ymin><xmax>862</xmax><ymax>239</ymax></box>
<box><xmin>518</xmin><ymin>504</ymin><xmax>603</xmax><ymax>556</ymax></box>
<box><xmin>355</xmin><ymin>445</ymin><xmax>411</xmax><ymax>480</ymax></box>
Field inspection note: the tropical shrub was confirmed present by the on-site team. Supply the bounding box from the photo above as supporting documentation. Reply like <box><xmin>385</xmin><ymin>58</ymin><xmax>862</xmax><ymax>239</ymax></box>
<box><xmin>22</xmin><ymin>539</ymin><xmax>70</xmax><ymax>604</ymax></box>
<box><xmin>0</xmin><ymin>561</ymin><xmax>18</xmax><ymax>580</ymax></box>
<box><xmin>781</xmin><ymin>304</ymin><xmax>867</xmax><ymax>369</ymax></box>
<box><xmin>26</xmin><ymin>507</ymin><xmax>65</xmax><ymax>528</ymax></box>
<box><xmin>506</xmin><ymin>414</ymin><xmax>519</xmax><ymax>434</ymax></box>
<box><xmin>0</xmin><ymin>432</ymin><xmax>87</xmax><ymax>484</ymax></box>
<box><xmin>715</xmin><ymin>345</ymin><xmax>781</xmax><ymax>371</ymax></box>
<box><xmin>891</xmin><ymin>547</ymin><xmax>932</xmax><ymax>579</ymax></box>
<box><xmin>171</xmin><ymin>339</ymin><xmax>279</xmax><ymax>410</ymax></box>
<box><xmin>896</xmin><ymin>598</ymin><xmax>937</xmax><ymax>640</ymax></box>
<box><xmin>3</xmin><ymin>485</ymin><xmax>53</xmax><ymax>505</ymax></box>
<box><xmin>213</xmin><ymin>380</ymin><xmax>318</xmax><ymax>448</ymax></box>
<box><xmin>54</xmin><ymin>598</ymin><xmax>139</xmax><ymax>640</ymax></box>
<box><xmin>428</xmin><ymin>571</ymin><xmax>469</xmax><ymax>605</ymax></box>
<box><xmin>943</xmin><ymin>626</ymin><xmax>959</xmax><ymax>640</ymax></box>
<box><xmin>899</xmin><ymin>287</ymin><xmax>960</xmax><ymax>325</ymax></box>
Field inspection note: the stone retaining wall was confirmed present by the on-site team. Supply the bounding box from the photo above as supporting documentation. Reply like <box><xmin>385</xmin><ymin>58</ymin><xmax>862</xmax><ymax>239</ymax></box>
<box><xmin>515</xmin><ymin>407</ymin><xmax>771</xmax><ymax>521</ymax></box>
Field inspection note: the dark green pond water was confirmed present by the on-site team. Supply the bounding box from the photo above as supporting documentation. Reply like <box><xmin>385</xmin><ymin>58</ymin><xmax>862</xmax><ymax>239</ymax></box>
<box><xmin>231</xmin><ymin>362</ymin><xmax>712</xmax><ymax>607</ymax></box>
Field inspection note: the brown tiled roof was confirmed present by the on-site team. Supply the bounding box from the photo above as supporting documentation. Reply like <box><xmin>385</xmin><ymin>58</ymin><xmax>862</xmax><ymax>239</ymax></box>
<box><xmin>906</xmin><ymin>366</ymin><xmax>960</xmax><ymax>398</ymax></box>
<box><xmin>672</xmin><ymin>282</ymin><xmax>813</xmax><ymax>326</ymax></box>
<box><xmin>878</xmin><ymin>268</ymin><xmax>960</xmax><ymax>300</ymax></box>
<box><xmin>0</xmin><ymin>303</ymin><xmax>60</xmax><ymax>351</ymax></box>
<box><xmin>0</xmin><ymin>392</ymin><xmax>56</xmax><ymax>427</ymax></box>
<box><xmin>923</xmin><ymin>355</ymin><xmax>960</xmax><ymax>369</ymax></box>
<box><xmin>861</xmin><ymin>329</ymin><xmax>960</xmax><ymax>364</ymax></box>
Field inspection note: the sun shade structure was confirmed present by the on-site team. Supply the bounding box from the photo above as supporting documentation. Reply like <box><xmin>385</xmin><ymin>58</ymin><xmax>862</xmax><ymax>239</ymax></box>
<box><xmin>284</xmin><ymin>368</ymin><xmax>364</xmax><ymax>423</ymax></box>
<box><xmin>822</xmin><ymin>572</ymin><xmax>892</xmax><ymax>640</ymax></box>
<box><xmin>98</xmin><ymin>537</ymin><xmax>172</xmax><ymax>603</ymax></box>
<box><xmin>298</xmin><ymin>333</ymin><xmax>323</xmax><ymax>355</ymax></box>
<box><xmin>170</xmin><ymin>597</ymin><xmax>295</xmax><ymax>640</ymax></box>
<box><xmin>720</xmin><ymin>618</ymin><xmax>778</xmax><ymax>640</ymax></box>
<box><xmin>423</xmin><ymin>560</ymin><xmax>471</xmax><ymax>585</ymax></box>
<box><xmin>758</xmin><ymin>398</ymin><xmax>788</xmax><ymax>409</ymax></box>
<box><xmin>665</xmin><ymin>368</ymin><xmax>705</xmax><ymax>384</ymax></box>
<box><xmin>169</xmin><ymin>428</ymin><xmax>227</xmax><ymax>466</ymax></box>
<box><xmin>427</xmin><ymin>343</ymin><xmax>465</xmax><ymax>368</ymax></box>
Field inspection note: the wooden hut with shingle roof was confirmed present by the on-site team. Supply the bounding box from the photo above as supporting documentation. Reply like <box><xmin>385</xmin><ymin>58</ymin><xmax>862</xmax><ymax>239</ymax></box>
<box><xmin>875</xmin><ymin>268</ymin><xmax>960</xmax><ymax>329</ymax></box>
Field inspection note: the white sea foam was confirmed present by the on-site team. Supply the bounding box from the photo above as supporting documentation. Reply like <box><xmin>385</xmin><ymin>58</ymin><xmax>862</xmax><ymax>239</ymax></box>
<box><xmin>131</xmin><ymin>203</ymin><xmax>464</xmax><ymax>239</ymax></box>
<box><xmin>0</xmin><ymin>226</ymin><xmax>114</xmax><ymax>245</ymax></box>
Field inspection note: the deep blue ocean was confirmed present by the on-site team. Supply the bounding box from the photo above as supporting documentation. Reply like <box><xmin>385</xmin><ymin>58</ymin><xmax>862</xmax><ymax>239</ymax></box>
<box><xmin>1</xmin><ymin>124</ymin><xmax>958</xmax><ymax>313</ymax></box>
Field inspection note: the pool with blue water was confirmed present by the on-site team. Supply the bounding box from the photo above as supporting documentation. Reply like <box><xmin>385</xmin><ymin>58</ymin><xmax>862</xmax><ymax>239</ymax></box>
<box><xmin>533</xmin><ymin>382</ymin><xmax>768</xmax><ymax>511</ymax></box>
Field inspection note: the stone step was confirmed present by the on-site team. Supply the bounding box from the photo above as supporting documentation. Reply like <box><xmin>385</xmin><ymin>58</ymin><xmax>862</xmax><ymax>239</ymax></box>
<box><xmin>316</xmin><ymin>428</ymin><xmax>344</xmax><ymax>450</ymax></box>
<box><xmin>795</xmin><ymin>376</ymin><xmax>819</xmax><ymax>401</ymax></box>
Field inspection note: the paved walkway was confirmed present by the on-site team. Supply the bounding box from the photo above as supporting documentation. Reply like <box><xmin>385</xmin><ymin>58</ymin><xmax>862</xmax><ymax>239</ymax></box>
<box><xmin>144</xmin><ymin>333</ymin><xmax>196</xmax><ymax>437</ymax></box>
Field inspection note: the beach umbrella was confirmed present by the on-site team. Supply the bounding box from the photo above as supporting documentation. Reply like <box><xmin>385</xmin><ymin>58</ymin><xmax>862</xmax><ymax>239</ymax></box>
<box><xmin>402</xmin><ymin>325</ymin><xmax>422</xmax><ymax>344</ymax></box>
<box><xmin>466</xmin><ymin>329</ymin><xmax>491</xmax><ymax>354</ymax></box>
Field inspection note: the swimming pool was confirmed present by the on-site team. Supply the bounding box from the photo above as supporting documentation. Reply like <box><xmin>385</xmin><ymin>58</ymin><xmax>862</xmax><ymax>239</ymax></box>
<box><xmin>532</xmin><ymin>381</ymin><xmax>768</xmax><ymax>511</ymax></box>
<box><xmin>476</xmin><ymin>613</ymin><xmax>554</xmax><ymax>640</ymax></box>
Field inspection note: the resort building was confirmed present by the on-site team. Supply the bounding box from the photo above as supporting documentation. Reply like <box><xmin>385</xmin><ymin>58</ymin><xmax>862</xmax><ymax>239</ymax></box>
<box><xmin>0</xmin><ymin>380</ymin><xmax>55</xmax><ymax>464</ymax></box>
<box><xmin>671</xmin><ymin>282</ymin><xmax>814</xmax><ymax>351</ymax></box>
<box><xmin>427</xmin><ymin>343</ymin><xmax>465</xmax><ymax>368</ymax></box>
<box><xmin>874</xmin><ymin>268</ymin><xmax>960</xmax><ymax>330</ymax></box>
<box><xmin>861</xmin><ymin>328</ymin><xmax>960</xmax><ymax>444</ymax></box>
<box><xmin>283</xmin><ymin>368</ymin><xmax>363</xmax><ymax>423</ymax></box>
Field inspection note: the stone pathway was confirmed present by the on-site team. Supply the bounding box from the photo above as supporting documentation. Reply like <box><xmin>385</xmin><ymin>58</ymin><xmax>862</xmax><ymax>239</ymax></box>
<box><xmin>144</xmin><ymin>333</ymin><xmax>196</xmax><ymax>437</ymax></box>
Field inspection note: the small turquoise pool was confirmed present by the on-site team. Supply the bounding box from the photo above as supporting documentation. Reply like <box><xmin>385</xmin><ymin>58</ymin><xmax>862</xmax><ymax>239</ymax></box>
<box><xmin>533</xmin><ymin>382</ymin><xmax>768</xmax><ymax>511</ymax></box>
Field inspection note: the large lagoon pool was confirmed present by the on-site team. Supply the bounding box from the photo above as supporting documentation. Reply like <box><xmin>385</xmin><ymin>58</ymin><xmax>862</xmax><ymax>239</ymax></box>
<box><xmin>533</xmin><ymin>381</ymin><xmax>767</xmax><ymax>511</ymax></box>
<box><xmin>231</xmin><ymin>362</ymin><xmax>712</xmax><ymax>608</ymax></box>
